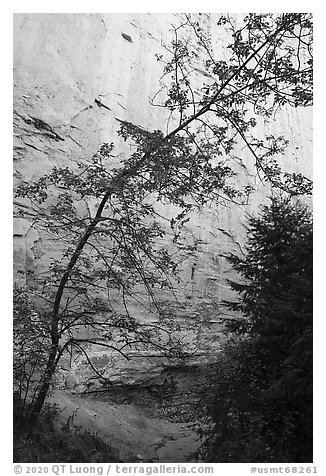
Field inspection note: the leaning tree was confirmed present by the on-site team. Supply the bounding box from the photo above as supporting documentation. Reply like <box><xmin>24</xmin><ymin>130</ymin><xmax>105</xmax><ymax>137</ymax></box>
<box><xmin>14</xmin><ymin>13</ymin><xmax>313</xmax><ymax>422</ymax></box>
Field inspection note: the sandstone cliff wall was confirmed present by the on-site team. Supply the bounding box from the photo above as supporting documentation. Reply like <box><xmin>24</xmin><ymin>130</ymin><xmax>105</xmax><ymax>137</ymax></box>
<box><xmin>13</xmin><ymin>13</ymin><xmax>312</xmax><ymax>386</ymax></box>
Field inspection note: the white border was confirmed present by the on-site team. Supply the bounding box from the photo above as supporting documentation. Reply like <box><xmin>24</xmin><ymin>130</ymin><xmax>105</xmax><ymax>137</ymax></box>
<box><xmin>3</xmin><ymin>4</ymin><xmax>325</xmax><ymax>473</ymax></box>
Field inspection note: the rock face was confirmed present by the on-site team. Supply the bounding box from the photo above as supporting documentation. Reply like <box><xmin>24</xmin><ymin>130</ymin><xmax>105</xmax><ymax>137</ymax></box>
<box><xmin>13</xmin><ymin>14</ymin><xmax>312</xmax><ymax>386</ymax></box>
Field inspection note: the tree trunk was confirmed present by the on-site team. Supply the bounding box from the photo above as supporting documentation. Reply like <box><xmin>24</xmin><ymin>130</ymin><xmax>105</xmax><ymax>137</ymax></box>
<box><xmin>27</xmin><ymin>339</ymin><xmax>59</xmax><ymax>424</ymax></box>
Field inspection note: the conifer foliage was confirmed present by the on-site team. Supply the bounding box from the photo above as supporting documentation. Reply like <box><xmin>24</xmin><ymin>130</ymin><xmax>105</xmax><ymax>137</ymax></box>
<box><xmin>206</xmin><ymin>196</ymin><xmax>313</xmax><ymax>462</ymax></box>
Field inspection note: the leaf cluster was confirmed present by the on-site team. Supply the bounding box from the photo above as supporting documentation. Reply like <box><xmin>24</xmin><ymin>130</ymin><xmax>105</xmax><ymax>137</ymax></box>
<box><xmin>154</xmin><ymin>13</ymin><xmax>313</xmax><ymax>196</ymax></box>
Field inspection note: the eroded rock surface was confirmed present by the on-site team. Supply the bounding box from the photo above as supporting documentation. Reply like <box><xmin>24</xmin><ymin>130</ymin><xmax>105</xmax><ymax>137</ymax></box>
<box><xmin>13</xmin><ymin>13</ymin><xmax>313</xmax><ymax>385</ymax></box>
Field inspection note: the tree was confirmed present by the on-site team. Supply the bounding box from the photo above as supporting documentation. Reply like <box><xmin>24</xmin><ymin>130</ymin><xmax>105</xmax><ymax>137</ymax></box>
<box><xmin>153</xmin><ymin>13</ymin><xmax>312</xmax><ymax>196</ymax></box>
<box><xmin>205</xmin><ymin>196</ymin><xmax>313</xmax><ymax>462</ymax></box>
<box><xmin>14</xmin><ymin>13</ymin><xmax>313</xmax><ymax>423</ymax></box>
<box><xmin>226</xmin><ymin>195</ymin><xmax>312</xmax><ymax>336</ymax></box>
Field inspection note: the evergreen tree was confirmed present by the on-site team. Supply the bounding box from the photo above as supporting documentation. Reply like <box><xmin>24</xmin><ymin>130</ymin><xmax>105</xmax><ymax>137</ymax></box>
<box><xmin>206</xmin><ymin>196</ymin><xmax>313</xmax><ymax>462</ymax></box>
<box><xmin>227</xmin><ymin>196</ymin><xmax>312</xmax><ymax>340</ymax></box>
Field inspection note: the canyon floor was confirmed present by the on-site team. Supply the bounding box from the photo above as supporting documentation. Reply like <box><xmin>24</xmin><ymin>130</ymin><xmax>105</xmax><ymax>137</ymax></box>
<box><xmin>48</xmin><ymin>366</ymin><xmax>208</xmax><ymax>463</ymax></box>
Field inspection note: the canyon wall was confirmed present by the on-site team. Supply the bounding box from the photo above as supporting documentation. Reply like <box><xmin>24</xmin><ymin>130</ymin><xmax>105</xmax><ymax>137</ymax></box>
<box><xmin>13</xmin><ymin>13</ymin><xmax>313</xmax><ymax>387</ymax></box>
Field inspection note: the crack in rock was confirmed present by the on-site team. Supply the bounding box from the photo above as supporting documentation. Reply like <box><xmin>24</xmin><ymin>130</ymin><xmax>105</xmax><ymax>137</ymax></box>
<box><xmin>217</xmin><ymin>227</ymin><xmax>246</xmax><ymax>255</ymax></box>
<box><xmin>94</xmin><ymin>98</ymin><xmax>111</xmax><ymax>111</ymax></box>
<box><xmin>21</xmin><ymin>139</ymin><xmax>45</xmax><ymax>153</ymax></box>
<box><xmin>14</xmin><ymin>110</ymin><xmax>65</xmax><ymax>141</ymax></box>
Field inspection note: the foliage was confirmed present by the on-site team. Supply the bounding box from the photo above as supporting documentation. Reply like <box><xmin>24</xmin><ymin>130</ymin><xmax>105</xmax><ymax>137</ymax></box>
<box><xmin>13</xmin><ymin>285</ymin><xmax>51</xmax><ymax>422</ymax></box>
<box><xmin>14</xmin><ymin>13</ymin><xmax>313</xmax><ymax>423</ymax></box>
<box><xmin>226</xmin><ymin>196</ymin><xmax>312</xmax><ymax>337</ymax></box>
<box><xmin>154</xmin><ymin>13</ymin><xmax>313</xmax><ymax>196</ymax></box>
<box><xmin>204</xmin><ymin>196</ymin><xmax>313</xmax><ymax>462</ymax></box>
<box><xmin>13</xmin><ymin>402</ymin><xmax>120</xmax><ymax>463</ymax></box>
